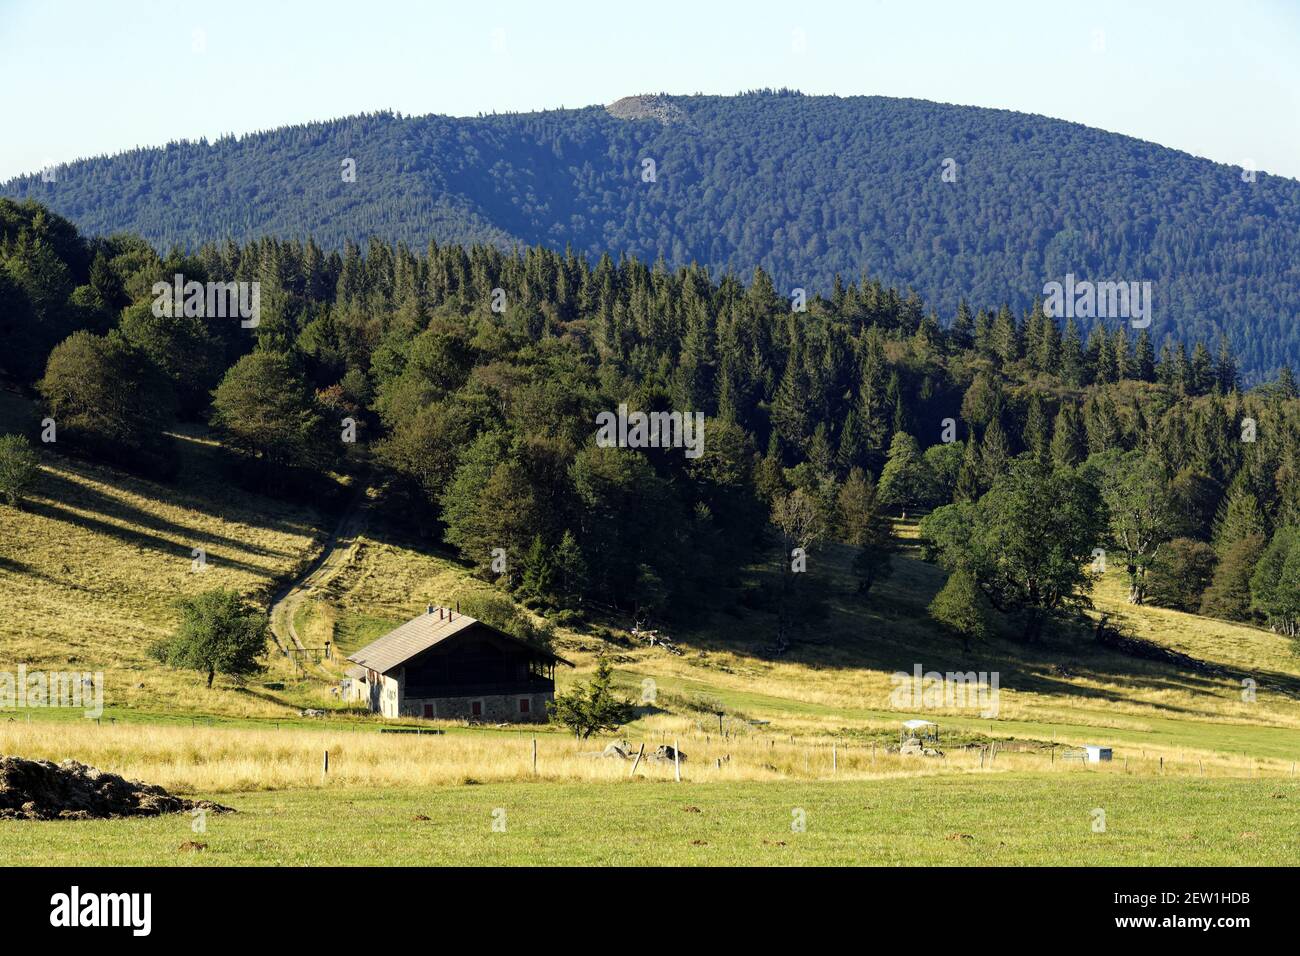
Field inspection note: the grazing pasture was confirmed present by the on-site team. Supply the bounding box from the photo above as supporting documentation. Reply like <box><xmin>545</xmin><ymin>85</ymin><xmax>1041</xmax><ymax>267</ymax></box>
<box><xmin>2</xmin><ymin>775</ymin><xmax>1296</xmax><ymax>866</ymax></box>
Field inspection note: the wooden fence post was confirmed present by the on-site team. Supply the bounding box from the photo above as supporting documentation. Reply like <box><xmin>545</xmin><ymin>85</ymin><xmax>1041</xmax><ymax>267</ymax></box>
<box><xmin>832</xmin><ymin>744</ymin><xmax>838</xmax><ymax>774</ymax></box>
<box><xmin>322</xmin><ymin>750</ymin><xmax>329</xmax><ymax>782</ymax></box>
<box><xmin>629</xmin><ymin>742</ymin><xmax>645</xmax><ymax>778</ymax></box>
<box><xmin>674</xmin><ymin>739</ymin><xmax>681</xmax><ymax>783</ymax></box>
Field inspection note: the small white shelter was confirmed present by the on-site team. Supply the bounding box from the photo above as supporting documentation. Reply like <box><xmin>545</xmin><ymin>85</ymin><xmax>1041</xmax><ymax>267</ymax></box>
<box><xmin>1084</xmin><ymin>745</ymin><xmax>1113</xmax><ymax>763</ymax></box>
<box><xmin>901</xmin><ymin>719</ymin><xmax>939</xmax><ymax>743</ymax></box>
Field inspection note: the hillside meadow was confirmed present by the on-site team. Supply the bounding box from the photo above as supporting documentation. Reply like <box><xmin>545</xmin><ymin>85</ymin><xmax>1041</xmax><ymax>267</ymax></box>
<box><xmin>3</xmin><ymin>396</ymin><xmax>1300</xmax><ymax>864</ymax></box>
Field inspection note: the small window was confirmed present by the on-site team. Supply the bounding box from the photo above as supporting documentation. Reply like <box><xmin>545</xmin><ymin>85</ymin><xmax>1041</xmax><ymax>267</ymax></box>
<box><xmin>422</xmin><ymin>703</ymin><xmax>434</xmax><ymax>718</ymax></box>
<box><xmin>518</xmin><ymin>698</ymin><xmax>530</xmax><ymax>714</ymax></box>
<box><xmin>471</xmin><ymin>700</ymin><xmax>482</xmax><ymax>717</ymax></box>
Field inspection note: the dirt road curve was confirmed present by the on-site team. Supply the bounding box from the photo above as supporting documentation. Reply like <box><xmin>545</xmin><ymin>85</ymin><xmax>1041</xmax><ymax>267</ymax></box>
<box><xmin>269</xmin><ymin>480</ymin><xmax>371</xmax><ymax>663</ymax></box>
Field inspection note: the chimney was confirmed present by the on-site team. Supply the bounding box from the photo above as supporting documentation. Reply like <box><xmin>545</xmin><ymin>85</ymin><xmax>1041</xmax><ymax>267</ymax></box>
<box><xmin>426</xmin><ymin>604</ymin><xmax>433</xmax><ymax>615</ymax></box>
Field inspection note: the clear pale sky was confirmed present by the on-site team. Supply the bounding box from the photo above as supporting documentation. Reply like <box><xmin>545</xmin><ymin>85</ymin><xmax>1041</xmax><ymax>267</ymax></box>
<box><xmin>2</xmin><ymin>0</ymin><xmax>1298</xmax><ymax>182</ymax></box>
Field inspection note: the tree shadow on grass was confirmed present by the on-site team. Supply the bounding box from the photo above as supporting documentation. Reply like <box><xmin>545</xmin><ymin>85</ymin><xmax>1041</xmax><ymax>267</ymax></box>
<box><xmin>41</xmin><ymin>444</ymin><xmax>331</xmax><ymax>547</ymax></box>
<box><xmin>33</xmin><ymin>468</ymin><xmax>308</xmax><ymax>560</ymax></box>
<box><xmin>21</xmin><ymin>497</ymin><xmax>284</xmax><ymax>580</ymax></box>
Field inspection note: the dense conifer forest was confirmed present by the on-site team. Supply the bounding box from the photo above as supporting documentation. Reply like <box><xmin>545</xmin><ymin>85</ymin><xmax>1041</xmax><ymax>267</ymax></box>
<box><xmin>4</xmin><ymin>196</ymin><xmax>1299</xmax><ymax>654</ymax></box>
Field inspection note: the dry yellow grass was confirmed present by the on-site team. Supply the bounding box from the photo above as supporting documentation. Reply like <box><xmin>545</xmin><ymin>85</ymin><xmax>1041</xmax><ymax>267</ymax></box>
<box><xmin>0</xmin><ymin>443</ymin><xmax>335</xmax><ymax>716</ymax></box>
<box><xmin>1</xmin><ymin>714</ymin><xmax>1287</xmax><ymax>796</ymax></box>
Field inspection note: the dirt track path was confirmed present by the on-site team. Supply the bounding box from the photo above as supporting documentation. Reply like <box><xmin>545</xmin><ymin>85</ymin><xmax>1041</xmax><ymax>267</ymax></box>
<box><xmin>269</xmin><ymin>480</ymin><xmax>371</xmax><ymax>667</ymax></box>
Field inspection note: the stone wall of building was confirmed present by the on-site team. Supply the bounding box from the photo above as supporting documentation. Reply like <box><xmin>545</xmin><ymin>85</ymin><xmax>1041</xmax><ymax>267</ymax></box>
<box><xmin>400</xmin><ymin>692</ymin><xmax>553</xmax><ymax>723</ymax></box>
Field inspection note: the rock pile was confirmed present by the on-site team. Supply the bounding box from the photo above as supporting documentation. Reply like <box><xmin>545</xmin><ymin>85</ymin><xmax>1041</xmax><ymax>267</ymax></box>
<box><xmin>0</xmin><ymin>755</ymin><xmax>234</xmax><ymax>820</ymax></box>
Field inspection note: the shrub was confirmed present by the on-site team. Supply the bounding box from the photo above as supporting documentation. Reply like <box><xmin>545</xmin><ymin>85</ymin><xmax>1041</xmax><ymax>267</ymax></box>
<box><xmin>0</xmin><ymin>433</ymin><xmax>39</xmax><ymax>506</ymax></box>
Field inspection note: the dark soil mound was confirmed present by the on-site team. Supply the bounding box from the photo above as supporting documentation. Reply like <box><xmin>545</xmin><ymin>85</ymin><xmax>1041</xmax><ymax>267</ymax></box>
<box><xmin>0</xmin><ymin>756</ymin><xmax>234</xmax><ymax>820</ymax></box>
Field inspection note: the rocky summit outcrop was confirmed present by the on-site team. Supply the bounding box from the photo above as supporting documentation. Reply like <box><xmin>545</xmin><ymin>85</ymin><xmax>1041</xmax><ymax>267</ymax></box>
<box><xmin>0</xmin><ymin>755</ymin><xmax>234</xmax><ymax>820</ymax></box>
<box><xmin>605</xmin><ymin>94</ymin><xmax>687</xmax><ymax>125</ymax></box>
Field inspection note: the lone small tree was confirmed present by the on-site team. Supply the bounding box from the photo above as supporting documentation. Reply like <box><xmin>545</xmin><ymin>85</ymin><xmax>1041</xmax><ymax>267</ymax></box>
<box><xmin>548</xmin><ymin>655</ymin><xmax>634</xmax><ymax>739</ymax></box>
<box><xmin>0</xmin><ymin>434</ymin><xmax>40</xmax><ymax>506</ymax></box>
<box><xmin>152</xmin><ymin>589</ymin><xmax>267</xmax><ymax>688</ymax></box>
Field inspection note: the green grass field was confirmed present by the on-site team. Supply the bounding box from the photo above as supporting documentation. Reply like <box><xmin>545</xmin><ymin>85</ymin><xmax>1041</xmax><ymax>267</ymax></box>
<box><xmin>4</xmin><ymin>775</ymin><xmax>1297</xmax><ymax>866</ymax></box>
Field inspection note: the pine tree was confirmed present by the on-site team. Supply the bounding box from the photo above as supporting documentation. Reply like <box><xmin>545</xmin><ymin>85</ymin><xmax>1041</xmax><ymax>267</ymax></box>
<box><xmin>838</xmin><ymin>467</ymin><xmax>894</xmax><ymax>595</ymax></box>
<box><xmin>1211</xmin><ymin>482</ymin><xmax>1266</xmax><ymax>557</ymax></box>
<box><xmin>1279</xmin><ymin>365</ymin><xmax>1298</xmax><ymax>399</ymax></box>
<box><xmin>1171</xmin><ymin>342</ymin><xmax>1191</xmax><ymax>393</ymax></box>
<box><xmin>1050</xmin><ymin>403</ymin><xmax>1087</xmax><ymax>467</ymax></box>
<box><xmin>887</xmin><ymin>370</ymin><xmax>908</xmax><ymax>435</ymax></box>
<box><xmin>1035</xmin><ymin>309</ymin><xmax>1060</xmax><ymax>373</ymax></box>
<box><xmin>553</xmin><ymin>530</ymin><xmax>589</xmax><ymax>607</ymax></box>
<box><xmin>836</xmin><ymin>409</ymin><xmax>868</xmax><ymax>472</ymax></box>
<box><xmin>1059</xmin><ymin>319</ymin><xmax>1085</xmax><ymax>386</ymax></box>
<box><xmin>1085</xmin><ymin>393</ymin><xmax>1122</xmax><ymax>454</ymax></box>
<box><xmin>1133</xmin><ymin>329</ymin><xmax>1156</xmax><ymax>382</ymax></box>
<box><xmin>1022</xmin><ymin>394</ymin><xmax>1050</xmax><ymax>461</ymax></box>
<box><xmin>519</xmin><ymin>534</ymin><xmax>556</xmax><ymax>601</ymax></box>
<box><xmin>1111</xmin><ymin>327</ymin><xmax>1130</xmax><ymax>381</ymax></box>
<box><xmin>809</xmin><ymin>423</ymin><xmax>835</xmax><ymax>477</ymax></box>
<box><xmin>980</xmin><ymin>419</ymin><xmax>1010</xmax><ymax>484</ymax></box>
<box><xmin>1215</xmin><ymin>337</ymin><xmax>1239</xmax><ymax>395</ymax></box>
<box><xmin>973</xmin><ymin>309</ymin><xmax>994</xmax><ymax>357</ymax></box>
<box><xmin>674</xmin><ymin>306</ymin><xmax>717</xmax><ymax>413</ymax></box>
<box><xmin>548</xmin><ymin>655</ymin><xmax>634</xmax><ymax>739</ymax></box>
<box><xmin>771</xmin><ymin>356</ymin><xmax>812</xmax><ymax>455</ymax></box>
<box><xmin>1200</xmin><ymin>534</ymin><xmax>1266</xmax><ymax>621</ymax></box>
<box><xmin>856</xmin><ymin>334</ymin><xmax>891</xmax><ymax>458</ymax></box>
<box><xmin>990</xmin><ymin>305</ymin><xmax>1021</xmax><ymax>364</ymax></box>
<box><xmin>955</xmin><ymin>434</ymin><xmax>983</xmax><ymax>503</ymax></box>
<box><xmin>1089</xmin><ymin>325</ymin><xmax>1114</xmax><ymax>383</ymax></box>
<box><xmin>1189</xmin><ymin>342</ymin><xmax>1215</xmax><ymax>396</ymax></box>
<box><xmin>950</xmin><ymin>299</ymin><xmax>974</xmax><ymax>351</ymax></box>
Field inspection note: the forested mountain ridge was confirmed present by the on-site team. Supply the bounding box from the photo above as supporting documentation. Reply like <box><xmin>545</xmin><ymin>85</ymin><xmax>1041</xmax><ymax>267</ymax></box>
<box><xmin>5</xmin><ymin>91</ymin><xmax>1300</xmax><ymax>381</ymax></box>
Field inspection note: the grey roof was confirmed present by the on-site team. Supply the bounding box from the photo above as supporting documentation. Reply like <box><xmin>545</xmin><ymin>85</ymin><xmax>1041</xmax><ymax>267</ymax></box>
<box><xmin>345</xmin><ymin>607</ymin><xmax>573</xmax><ymax>674</ymax></box>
